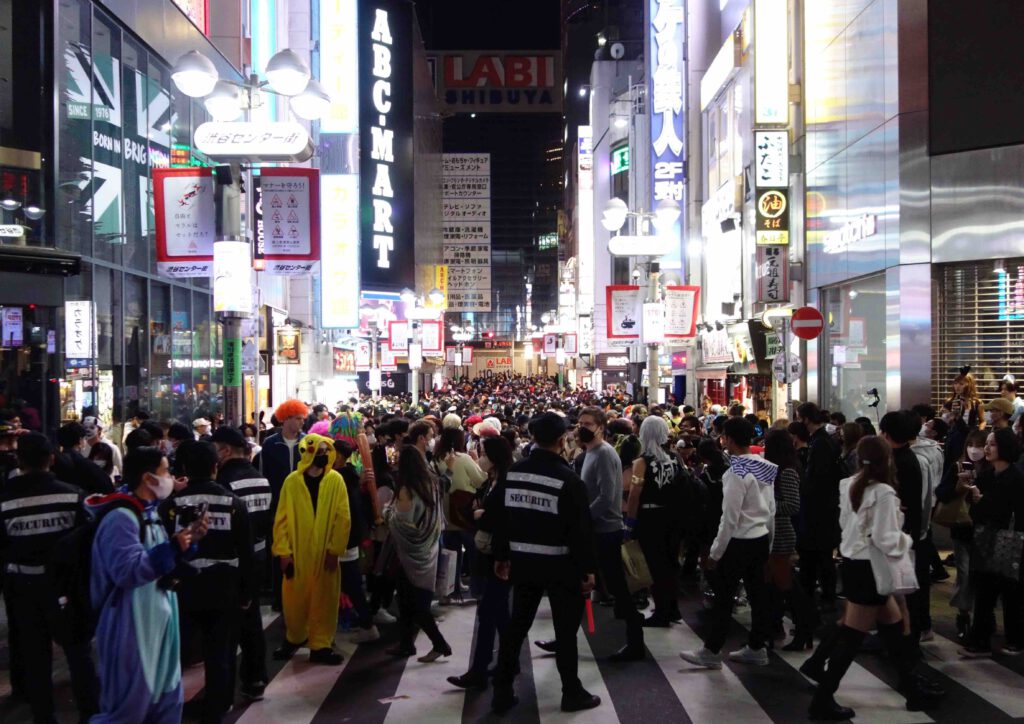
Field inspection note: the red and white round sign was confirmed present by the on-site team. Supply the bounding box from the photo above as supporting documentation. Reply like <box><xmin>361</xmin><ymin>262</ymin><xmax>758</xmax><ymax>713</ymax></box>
<box><xmin>791</xmin><ymin>306</ymin><xmax>825</xmax><ymax>340</ymax></box>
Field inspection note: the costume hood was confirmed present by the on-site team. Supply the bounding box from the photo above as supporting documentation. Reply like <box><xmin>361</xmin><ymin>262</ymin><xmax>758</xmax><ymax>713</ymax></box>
<box><xmin>296</xmin><ymin>433</ymin><xmax>337</xmax><ymax>476</ymax></box>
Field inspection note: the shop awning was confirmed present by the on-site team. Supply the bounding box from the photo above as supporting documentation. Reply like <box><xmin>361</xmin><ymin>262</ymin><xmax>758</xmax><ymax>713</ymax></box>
<box><xmin>0</xmin><ymin>245</ymin><xmax>81</xmax><ymax>276</ymax></box>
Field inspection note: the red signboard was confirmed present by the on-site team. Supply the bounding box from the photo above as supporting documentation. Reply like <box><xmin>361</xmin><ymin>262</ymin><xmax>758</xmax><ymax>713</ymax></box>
<box><xmin>154</xmin><ymin>167</ymin><xmax>216</xmax><ymax>278</ymax></box>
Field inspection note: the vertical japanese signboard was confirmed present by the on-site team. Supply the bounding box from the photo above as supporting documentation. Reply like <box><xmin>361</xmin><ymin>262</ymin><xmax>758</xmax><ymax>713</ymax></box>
<box><xmin>443</xmin><ymin>153</ymin><xmax>492</xmax><ymax>312</ymax></box>
<box><xmin>754</xmin><ymin>131</ymin><xmax>789</xmax><ymax>187</ymax></box>
<box><xmin>756</xmin><ymin>246</ymin><xmax>789</xmax><ymax>302</ymax></box>
<box><xmin>647</xmin><ymin>0</ymin><xmax>686</xmax><ymax>273</ymax></box>
<box><xmin>153</xmin><ymin>167</ymin><xmax>215</xmax><ymax>278</ymax></box>
<box><xmin>64</xmin><ymin>301</ymin><xmax>95</xmax><ymax>358</ymax></box>
<box><xmin>359</xmin><ymin>1</ymin><xmax>415</xmax><ymax>291</ymax></box>
<box><xmin>755</xmin><ymin>188</ymin><xmax>790</xmax><ymax>245</ymax></box>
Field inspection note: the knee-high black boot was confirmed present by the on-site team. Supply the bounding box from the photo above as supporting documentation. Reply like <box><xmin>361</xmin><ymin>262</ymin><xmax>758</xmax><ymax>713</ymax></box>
<box><xmin>877</xmin><ymin>621</ymin><xmax>944</xmax><ymax>711</ymax></box>
<box><xmin>808</xmin><ymin>626</ymin><xmax>865</xmax><ymax>720</ymax></box>
<box><xmin>799</xmin><ymin>621</ymin><xmax>840</xmax><ymax>683</ymax></box>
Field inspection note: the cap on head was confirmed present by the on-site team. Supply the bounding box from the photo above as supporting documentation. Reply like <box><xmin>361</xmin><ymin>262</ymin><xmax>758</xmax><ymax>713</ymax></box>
<box><xmin>210</xmin><ymin>426</ymin><xmax>247</xmax><ymax>450</ymax></box>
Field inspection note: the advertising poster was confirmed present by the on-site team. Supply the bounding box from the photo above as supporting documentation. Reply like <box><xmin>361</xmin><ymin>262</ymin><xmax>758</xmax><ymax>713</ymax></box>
<box><xmin>606</xmin><ymin>285</ymin><xmax>642</xmax><ymax>342</ymax></box>
<box><xmin>388</xmin><ymin>320</ymin><xmax>409</xmax><ymax>352</ymax></box>
<box><xmin>259</xmin><ymin>167</ymin><xmax>321</xmax><ymax>275</ymax></box>
<box><xmin>444</xmin><ymin>153</ymin><xmax>491</xmax><ymax>312</ymax></box>
<box><xmin>153</xmin><ymin>167</ymin><xmax>216</xmax><ymax>278</ymax></box>
<box><xmin>1</xmin><ymin>307</ymin><xmax>23</xmax><ymax>347</ymax></box>
<box><xmin>355</xmin><ymin>340</ymin><xmax>372</xmax><ymax>371</ymax></box>
<box><xmin>275</xmin><ymin>328</ymin><xmax>301</xmax><ymax>365</ymax></box>
<box><xmin>543</xmin><ymin>333</ymin><xmax>558</xmax><ymax>354</ymax></box>
<box><xmin>421</xmin><ymin>320</ymin><xmax>443</xmax><ymax>354</ymax></box>
<box><xmin>663</xmin><ymin>285</ymin><xmax>701</xmax><ymax>338</ymax></box>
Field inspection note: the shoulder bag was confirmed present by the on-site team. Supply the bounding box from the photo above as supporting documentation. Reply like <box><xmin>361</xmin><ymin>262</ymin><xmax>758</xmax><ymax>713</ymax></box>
<box><xmin>861</xmin><ymin>493</ymin><xmax>918</xmax><ymax>596</ymax></box>
<box><xmin>972</xmin><ymin>513</ymin><xmax>1024</xmax><ymax>583</ymax></box>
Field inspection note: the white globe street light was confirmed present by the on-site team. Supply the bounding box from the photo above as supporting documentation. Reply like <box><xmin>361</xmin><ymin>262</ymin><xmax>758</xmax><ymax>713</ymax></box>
<box><xmin>651</xmin><ymin>199</ymin><xmax>681</xmax><ymax>232</ymax></box>
<box><xmin>172</xmin><ymin>50</ymin><xmax>219</xmax><ymax>98</ymax></box>
<box><xmin>265</xmin><ymin>49</ymin><xmax>311</xmax><ymax>96</ymax></box>
<box><xmin>204</xmin><ymin>80</ymin><xmax>244</xmax><ymax>121</ymax></box>
<box><xmin>290</xmin><ymin>78</ymin><xmax>331</xmax><ymax>120</ymax></box>
<box><xmin>428</xmin><ymin>287</ymin><xmax>445</xmax><ymax>306</ymax></box>
<box><xmin>601</xmin><ymin>197</ymin><xmax>629</xmax><ymax>232</ymax></box>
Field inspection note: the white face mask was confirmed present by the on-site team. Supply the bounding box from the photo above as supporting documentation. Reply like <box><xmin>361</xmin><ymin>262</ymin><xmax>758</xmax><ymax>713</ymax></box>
<box><xmin>478</xmin><ymin>456</ymin><xmax>493</xmax><ymax>473</ymax></box>
<box><xmin>366</xmin><ymin>434</ymin><xmax>377</xmax><ymax>446</ymax></box>
<box><xmin>967</xmin><ymin>446</ymin><xmax>985</xmax><ymax>462</ymax></box>
<box><xmin>246</xmin><ymin>436</ymin><xmax>256</xmax><ymax>444</ymax></box>
<box><xmin>984</xmin><ymin>412</ymin><xmax>994</xmax><ymax>426</ymax></box>
<box><xmin>427</xmin><ymin>438</ymin><xmax>436</xmax><ymax>453</ymax></box>
<box><xmin>825</xmin><ymin>424</ymin><xmax>837</xmax><ymax>435</ymax></box>
<box><xmin>919</xmin><ymin>425</ymin><xmax>930</xmax><ymax>439</ymax></box>
<box><xmin>148</xmin><ymin>472</ymin><xmax>175</xmax><ymax>500</ymax></box>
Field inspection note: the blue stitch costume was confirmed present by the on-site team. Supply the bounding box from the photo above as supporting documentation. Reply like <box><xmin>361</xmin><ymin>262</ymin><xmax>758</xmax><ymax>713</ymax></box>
<box><xmin>88</xmin><ymin>497</ymin><xmax>184</xmax><ymax>723</ymax></box>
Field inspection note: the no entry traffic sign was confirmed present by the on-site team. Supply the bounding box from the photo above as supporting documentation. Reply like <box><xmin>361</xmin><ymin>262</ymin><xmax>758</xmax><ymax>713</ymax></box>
<box><xmin>791</xmin><ymin>306</ymin><xmax>825</xmax><ymax>340</ymax></box>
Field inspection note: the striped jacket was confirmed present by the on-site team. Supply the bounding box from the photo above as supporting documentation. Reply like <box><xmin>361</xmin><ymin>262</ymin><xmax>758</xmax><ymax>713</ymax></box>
<box><xmin>217</xmin><ymin>458</ymin><xmax>273</xmax><ymax>556</ymax></box>
<box><xmin>489</xmin><ymin>448</ymin><xmax>596</xmax><ymax>584</ymax></box>
<box><xmin>159</xmin><ymin>480</ymin><xmax>254</xmax><ymax>610</ymax></box>
<box><xmin>0</xmin><ymin>472</ymin><xmax>86</xmax><ymax>576</ymax></box>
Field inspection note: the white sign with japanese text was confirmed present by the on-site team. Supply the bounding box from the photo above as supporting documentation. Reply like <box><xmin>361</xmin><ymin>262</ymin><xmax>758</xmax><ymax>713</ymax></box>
<box><xmin>64</xmin><ymin>301</ymin><xmax>95</xmax><ymax>358</ymax></box>
<box><xmin>642</xmin><ymin>303</ymin><xmax>666</xmax><ymax>345</ymax></box>
<box><xmin>442</xmin><ymin>198</ymin><xmax>491</xmax><ymax>221</ymax></box>
<box><xmin>355</xmin><ymin>340</ymin><xmax>372</xmax><ymax>371</ymax></box>
<box><xmin>756</xmin><ymin>246</ymin><xmax>790</xmax><ymax>302</ymax></box>
<box><xmin>442</xmin><ymin>154</ymin><xmax>490</xmax><ymax>176</ymax></box>
<box><xmin>153</xmin><ymin>168</ymin><xmax>216</xmax><ymax>278</ymax></box>
<box><xmin>444</xmin><ymin>153</ymin><xmax>491</xmax><ymax>312</ymax></box>
<box><xmin>755</xmin><ymin>131</ymin><xmax>789</xmax><ymax>187</ymax></box>
<box><xmin>664</xmin><ymin>286</ymin><xmax>701</xmax><ymax>338</ymax></box>
<box><xmin>606</xmin><ymin>285</ymin><xmax>642</xmax><ymax>346</ymax></box>
<box><xmin>1</xmin><ymin>307</ymin><xmax>22</xmax><ymax>347</ymax></box>
<box><xmin>193</xmin><ymin>121</ymin><xmax>313</xmax><ymax>163</ymax></box>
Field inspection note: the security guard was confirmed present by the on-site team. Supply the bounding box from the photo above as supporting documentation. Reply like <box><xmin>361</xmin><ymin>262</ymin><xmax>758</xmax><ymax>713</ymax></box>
<box><xmin>489</xmin><ymin>412</ymin><xmax>601</xmax><ymax>715</ymax></box>
<box><xmin>212</xmin><ymin>426</ymin><xmax>272</xmax><ymax>701</ymax></box>
<box><xmin>160</xmin><ymin>440</ymin><xmax>254</xmax><ymax>724</ymax></box>
<box><xmin>0</xmin><ymin>432</ymin><xmax>99</xmax><ymax>723</ymax></box>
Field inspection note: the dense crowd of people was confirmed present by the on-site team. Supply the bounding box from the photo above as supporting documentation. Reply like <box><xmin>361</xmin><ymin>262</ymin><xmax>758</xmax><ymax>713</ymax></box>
<box><xmin>0</xmin><ymin>366</ymin><xmax>1022</xmax><ymax>721</ymax></box>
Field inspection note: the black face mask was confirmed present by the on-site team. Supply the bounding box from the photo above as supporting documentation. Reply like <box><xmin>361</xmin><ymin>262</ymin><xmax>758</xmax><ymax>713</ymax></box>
<box><xmin>312</xmin><ymin>453</ymin><xmax>329</xmax><ymax>469</ymax></box>
<box><xmin>577</xmin><ymin>427</ymin><xmax>596</xmax><ymax>444</ymax></box>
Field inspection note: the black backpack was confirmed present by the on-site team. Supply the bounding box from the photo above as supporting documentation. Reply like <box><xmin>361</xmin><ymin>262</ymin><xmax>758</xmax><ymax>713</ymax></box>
<box><xmin>50</xmin><ymin>494</ymin><xmax>146</xmax><ymax>645</ymax></box>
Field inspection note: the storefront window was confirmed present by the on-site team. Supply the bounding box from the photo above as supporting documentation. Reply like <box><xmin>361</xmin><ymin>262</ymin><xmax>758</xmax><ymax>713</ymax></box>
<box><xmin>123</xmin><ymin>274</ymin><xmax>148</xmax><ymax>413</ymax></box>
<box><xmin>822</xmin><ymin>274</ymin><xmax>887</xmax><ymax>420</ymax></box>
<box><xmin>89</xmin><ymin>11</ymin><xmax>124</xmax><ymax>264</ymax></box>
<box><xmin>150</xmin><ymin>281</ymin><xmax>172</xmax><ymax>420</ymax></box>
<box><xmin>56</xmin><ymin>0</ymin><xmax>92</xmax><ymax>257</ymax></box>
<box><xmin>192</xmin><ymin>290</ymin><xmax>213</xmax><ymax>417</ymax></box>
<box><xmin>171</xmin><ymin>285</ymin><xmax>192</xmax><ymax>422</ymax></box>
<box><xmin>93</xmin><ymin>265</ymin><xmax>119</xmax><ymax>427</ymax></box>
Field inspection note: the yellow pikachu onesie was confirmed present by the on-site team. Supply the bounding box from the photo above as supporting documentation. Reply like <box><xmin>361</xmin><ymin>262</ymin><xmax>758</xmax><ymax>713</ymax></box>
<box><xmin>272</xmin><ymin>434</ymin><xmax>351</xmax><ymax>650</ymax></box>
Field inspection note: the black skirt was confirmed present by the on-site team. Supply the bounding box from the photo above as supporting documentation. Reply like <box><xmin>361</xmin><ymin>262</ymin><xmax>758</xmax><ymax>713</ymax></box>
<box><xmin>840</xmin><ymin>558</ymin><xmax>888</xmax><ymax>606</ymax></box>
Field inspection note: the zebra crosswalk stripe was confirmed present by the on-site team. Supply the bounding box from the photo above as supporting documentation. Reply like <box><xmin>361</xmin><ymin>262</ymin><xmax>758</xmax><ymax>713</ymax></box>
<box><xmin>920</xmin><ymin>629</ymin><xmax>1024</xmax><ymax>717</ymax></box>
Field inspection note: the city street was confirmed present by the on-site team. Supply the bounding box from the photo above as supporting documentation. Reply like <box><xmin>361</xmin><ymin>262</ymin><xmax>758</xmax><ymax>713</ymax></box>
<box><xmin>4</xmin><ymin>576</ymin><xmax>1024</xmax><ymax>723</ymax></box>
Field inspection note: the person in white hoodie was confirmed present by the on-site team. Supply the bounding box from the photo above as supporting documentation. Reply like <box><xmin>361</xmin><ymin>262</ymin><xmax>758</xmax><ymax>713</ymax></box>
<box><xmin>679</xmin><ymin>417</ymin><xmax>777</xmax><ymax>669</ymax></box>
<box><xmin>805</xmin><ymin>436</ymin><xmax>939</xmax><ymax>720</ymax></box>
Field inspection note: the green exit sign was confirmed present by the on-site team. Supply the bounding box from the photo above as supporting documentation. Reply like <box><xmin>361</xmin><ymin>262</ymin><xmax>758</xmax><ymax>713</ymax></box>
<box><xmin>611</xmin><ymin>146</ymin><xmax>630</xmax><ymax>175</ymax></box>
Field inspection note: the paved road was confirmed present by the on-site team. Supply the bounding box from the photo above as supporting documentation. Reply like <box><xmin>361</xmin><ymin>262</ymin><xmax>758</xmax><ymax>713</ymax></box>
<box><xmin>2</xmin><ymin>573</ymin><xmax>1023</xmax><ymax>723</ymax></box>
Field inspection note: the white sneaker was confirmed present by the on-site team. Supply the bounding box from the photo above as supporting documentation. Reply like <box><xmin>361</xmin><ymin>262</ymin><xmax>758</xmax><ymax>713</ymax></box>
<box><xmin>373</xmin><ymin>608</ymin><xmax>397</xmax><ymax>625</ymax></box>
<box><xmin>679</xmin><ymin>647</ymin><xmax>723</xmax><ymax>669</ymax></box>
<box><xmin>348</xmin><ymin>625</ymin><xmax>381</xmax><ymax>643</ymax></box>
<box><xmin>728</xmin><ymin>645</ymin><xmax>769</xmax><ymax>666</ymax></box>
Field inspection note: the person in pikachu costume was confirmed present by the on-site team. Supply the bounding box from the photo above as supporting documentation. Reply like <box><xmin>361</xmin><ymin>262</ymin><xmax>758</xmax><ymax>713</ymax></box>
<box><xmin>272</xmin><ymin>433</ymin><xmax>351</xmax><ymax>665</ymax></box>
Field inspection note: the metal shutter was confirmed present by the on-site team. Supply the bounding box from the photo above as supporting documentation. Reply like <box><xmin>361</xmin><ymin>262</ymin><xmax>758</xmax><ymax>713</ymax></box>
<box><xmin>932</xmin><ymin>260</ymin><xmax>1024</xmax><ymax>410</ymax></box>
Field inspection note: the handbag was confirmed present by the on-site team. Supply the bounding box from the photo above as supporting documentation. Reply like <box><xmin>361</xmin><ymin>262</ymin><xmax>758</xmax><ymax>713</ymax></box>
<box><xmin>474</xmin><ymin>529</ymin><xmax>493</xmax><ymax>555</ymax></box>
<box><xmin>972</xmin><ymin>514</ymin><xmax>1024</xmax><ymax>582</ymax></box>
<box><xmin>435</xmin><ymin>548</ymin><xmax>457</xmax><ymax>597</ymax></box>
<box><xmin>932</xmin><ymin>495</ymin><xmax>972</xmax><ymax>527</ymax></box>
<box><xmin>621</xmin><ymin>539</ymin><xmax>654</xmax><ymax>593</ymax></box>
<box><xmin>861</xmin><ymin>492</ymin><xmax>918</xmax><ymax>596</ymax></box>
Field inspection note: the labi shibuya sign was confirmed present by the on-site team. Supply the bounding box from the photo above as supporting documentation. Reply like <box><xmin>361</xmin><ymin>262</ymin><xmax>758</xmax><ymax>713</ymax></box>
<box><xmin>359</xmin><ymin>1</ymin><xmax>415</xmax><ymax>292</ymax></box>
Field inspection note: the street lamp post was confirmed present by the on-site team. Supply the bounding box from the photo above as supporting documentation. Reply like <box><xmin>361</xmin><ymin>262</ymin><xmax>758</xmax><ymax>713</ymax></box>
<box><xmin>602</xmin><ymin>199</ymin><xmax>681</xmax><ymax>406</ymax></box>
<box><xmin>172</xmin><ymin>48</ymin><xmax>331</xmax><ymax>425</ymax></box>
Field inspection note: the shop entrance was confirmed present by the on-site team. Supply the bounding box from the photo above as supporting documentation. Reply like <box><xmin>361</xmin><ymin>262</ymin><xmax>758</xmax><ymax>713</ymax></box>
<box><xmin>0</xmin><ymin>305</ymin><xmax>61</xmax><ymax>437</ymax></box>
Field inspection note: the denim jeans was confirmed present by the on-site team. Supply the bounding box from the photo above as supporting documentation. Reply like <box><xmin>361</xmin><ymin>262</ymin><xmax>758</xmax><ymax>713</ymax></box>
<box><xmin>469</xmin><ymin>575</ymin><xmax>512</xmax><ymax>674</ymax></box>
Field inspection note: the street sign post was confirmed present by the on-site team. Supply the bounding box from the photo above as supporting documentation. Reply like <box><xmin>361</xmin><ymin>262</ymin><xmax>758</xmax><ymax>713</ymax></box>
<box><xmin>791</xmin><ymin>306</ymin><xmax>825</xmax><ymax>340</ymax></box>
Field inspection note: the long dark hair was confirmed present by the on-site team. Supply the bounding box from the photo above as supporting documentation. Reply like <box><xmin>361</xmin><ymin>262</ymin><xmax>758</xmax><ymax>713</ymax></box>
<box><xmin>88</xmin><ymin>441</ymin><xmax>114</xmax><ymax>473</ymax></box>
<box><xmin>396</xmin><ymin>444</ymin><xmax>437</xmax><ymax>508</ymax></box>
<box><xmin>482</xmin><ymin>436</ymin><xmax>513</xmax><ymax>479</ymax></box>
<box><xmin>763</xmin><ymin>429</ymin><xmax>799</xmax><ymax>472</ymax></box>
<box><xmin>435</xmin><ymin>427</ymin><xmax>466</xmax><ymax>458</ymax></box>
<box><xmin>850</xmin><ymin>436</ymin><xmax>896</xmax><ymax>511</ymax></box>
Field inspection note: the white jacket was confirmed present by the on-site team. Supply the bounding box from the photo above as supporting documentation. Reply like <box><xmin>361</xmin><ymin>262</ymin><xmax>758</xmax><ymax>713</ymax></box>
<box><xmin>911</xmin><ymin>437</ymin><xmax>943</xmax><ymax>539</ymax></box>
<box><xmin>839</xmin><ymin>476</ymin><xmax>913</xmax><ymax>560</ymax></box>
<box><xmin>710</xmin><ymin>455</ymin><xmax>777</xmax><ymax>561</ymax></box>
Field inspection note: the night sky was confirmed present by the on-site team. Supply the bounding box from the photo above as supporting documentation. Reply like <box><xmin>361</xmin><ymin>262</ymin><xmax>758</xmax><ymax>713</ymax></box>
<box><xmin>413</xmin><ymin>0</ymin><xmax>562</xmax><ymax>50</ymax></box>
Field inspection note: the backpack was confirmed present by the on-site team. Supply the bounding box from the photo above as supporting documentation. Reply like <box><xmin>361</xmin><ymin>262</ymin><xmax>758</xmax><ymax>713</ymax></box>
<box><xmin>50</xmin><ymin>494</ymin><xmax>146</xmax><ymax>645</ymax></box>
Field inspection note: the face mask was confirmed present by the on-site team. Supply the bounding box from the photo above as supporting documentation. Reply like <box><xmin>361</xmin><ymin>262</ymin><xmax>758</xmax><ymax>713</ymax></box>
<box><xmin>312</xmin><ymin>453</ymin><xmax>329</xmax><ymax>469</ymax></box>
<box><xmin>148</xmin><ymin>473</ymin><xmax>174</xmax><ymax>500</ymax></box>
<box><xmin>427</xmin><ymin>438</ymin><xmax>436</xmax><ymax>453</ymax></box>
<box><xmin>577</xmin><ymin>427</ymin><xmax>596</xmax><ymax>444</ymax></box>
<box><xmin>825</xmin><ymin>424</ymin><xmax>837</xmax><ymax>435</ymax></box>
<box><xmin>919</xmin><ymin>426</ymin><xmax>930</xmax><ymax>439</ymax></box>
<box><xmin>478</xmin><ymin>456</ymin><xmax>493</xmax><ymax>473</ymax></box>
<box><xmin>366</xmin><ymin>434</ymin><xmax>377</xmax><ymax>446</ymax></box>
<box><xmin>246</xmin><ymin>436</ymin><xmax>256</xmax><ymax>444</ymax></box>
<box><xmin>984</xmin><ymin>412</ymin><xmax>994</xmax><ymax>426</ymax></box>
<box><xmin>967</xmin><ymin>446</ymin><xmax>985</xmax><ymax>462</ymax></box>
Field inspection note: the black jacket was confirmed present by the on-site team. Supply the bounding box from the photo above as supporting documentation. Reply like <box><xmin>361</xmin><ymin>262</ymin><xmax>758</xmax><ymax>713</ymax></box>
<box><xmin>159</xmin><ymin>480</ymin><xmax>254</xmax><ymax>610</ymax></box>
<box><xmin>339</xmin><ymin>464</ymin><xmax>369</xmax><ymax>549</ymax></box>
<box><xmin>216</xmin><ymin>457</ymin><xmax>272</xmax><ymax>553</ymax></box>
<box><xmin>799</xmin><ymin>427</ymin><xmax>843</xmax><ymax>549</ymax></box>
<box><xmin>488</xmin><ymin>448</ymin><xmax>596</xmax><ymax>584</ymax></box>
<box><xmin>254</xmin><ymin>432</ymin><xmax>304</xmax><ymax>499</ymax></box>
<box><xmin>0</xmin><ymin>471</ymin><xmax>86</xmax><ymax>572</ymax></box>
<box><xmin>52</xmin><ymin>450</ymin><xmax>114</xmax><ymax>496</ymax></box>
<box><xmin>892</xmin><ymin>445</ymin><xmax>924</xmax><ymax>545</ymax></box>
<box><xmin>971</xmin><ymin>464</ymin><xmax>1024</xmax><ymax>532</ymax></box>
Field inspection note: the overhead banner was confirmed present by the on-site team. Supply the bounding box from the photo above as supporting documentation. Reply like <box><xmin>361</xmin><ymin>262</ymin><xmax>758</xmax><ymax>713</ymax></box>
<box><xmin>606</xmin><ymin>285</ymin><xmax>642</xmax><ymax>345</ymax></box>
<box><xmin>429</xmin><ymin>51</ymin><xmax>562</xmax><ymax>113</ymax></box>
<box><xmin>563</xmin><ymin>332</ymin><xmax>578</xmax><ymax>355</ymax></box>
<box><xmin>664</xmin><ymin>285</ymin><xmax>700</xmax><ymax>338</ymax></box>
<box><xmin>387</xmin><ymin>320</ymin><xmax>409</xmax><ymax>351</ymax></box>
<box><xmin>444</xmin><ymin>153</ymin><xmax>492</xmax><ymax>312</ymax></box>
<box><xmin>153</xmin><ymin>167</ymin><xmax>215</xmax><ymax>278</ymax></box>
<box><xmin>359</xmin><ymin>0</ymin><xmax>415</xmax><ymax>291</ymax></box>
<box><xmin>355</xmin><ymin>340</ymin><xmax>372</xmax><ymax>370</ymax></box>
<box><xmin>257</xmin><ymin>167</ymin><xmax>321</xmax><ymax>275</ymax></box>
<box><xmin>421</xmin><ymin>320</ymin><xmax>444</xmax><ymax>354</ymax></box>
<box><xmin>543</xmin><ymin>333</ymin><xmax>558</xmax><ymax>354</ymax></box>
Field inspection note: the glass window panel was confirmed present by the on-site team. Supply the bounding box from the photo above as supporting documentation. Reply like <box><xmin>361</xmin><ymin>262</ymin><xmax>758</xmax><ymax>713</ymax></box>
<box><xmin>150</xmin><ymin>280</ymin><xmax>173</xmax><ymax>421</ymax></box>
<box><xmin>123</xmin><ymin>274</ymin><xmax>148</xmax><ymax>414</ymax></box>
<box><xmin>171</xmin><ymin>285</ymin><xmax>192</xmax><ymax>422</ymax></box>
<box><xmin>822</xmin><ymin>274</ymin><xmax>887</xmax><ymax>419</ymax></box>
<box><xmin>56</xmin><ymin>0</ymin><xmax>92</xmax><ymax>257</ymax></box>
<box><xmin>93</xmin><ymin>265</ymin><xmax>120</xmax><ymax>427</ymax></box>
<box><xmin>89</xmin><ymin>11</ymin><xmax>123</xmax><ymax>263</ymax></box>
<box><xmin>121</xmin><ymin>36</ymin><xmax>149</xmax><ymax>271</ymax></box>
<box><xmin>192</xmin><ymin>290</ymin><xmax>213</xmax><ymax>417</ymax></box>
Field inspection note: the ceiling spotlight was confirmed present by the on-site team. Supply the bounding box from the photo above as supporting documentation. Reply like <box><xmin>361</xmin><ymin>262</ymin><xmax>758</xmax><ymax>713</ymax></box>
<box><xmin>597</xmin><ymin>33</ymin><xmax>607</xmax><ymax>47</ymax></box>
<box><xmin>1</xmin><ymin>198</ymin><xmax>21</xmax><ymax>211</ymax></box>
<box><xmin>290</xmin><ymin>78</ymin><xmax>331</xmax><ymax>120</ymax></box>
<box><xmin>24</xmin><ymin>205</ymin><xmax>45</xmax><ymax>220</ymax></box>
<box><xmin>578</xmin><ymin>86</ymin><xmax>588</xmax><ymax>98</ymax></box>
<box><xmin>172</xmin><ymin>50</ymin><xmax>219</xmax><ymax>98</ymax></box>
<box><xmin>265</xmin><ymin>49</ymin><xmax>311</xmax><ymax>96</ymax></box>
